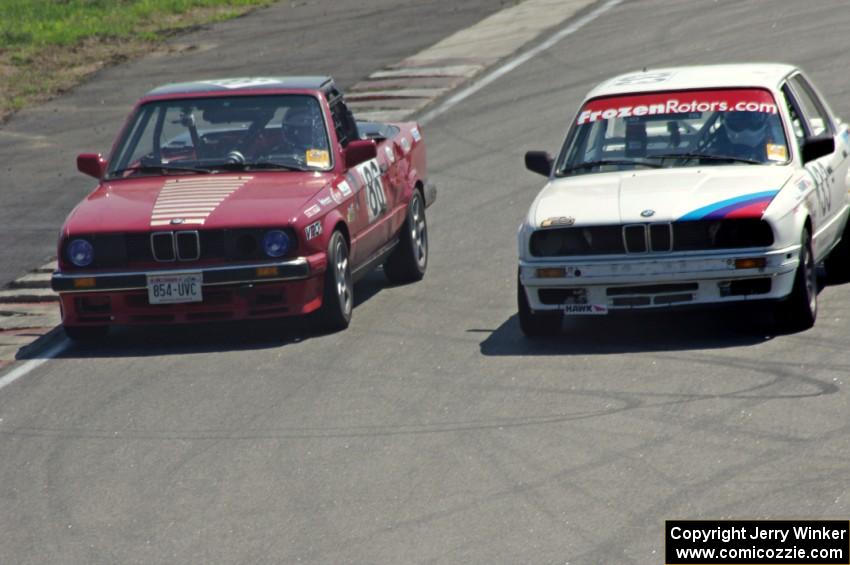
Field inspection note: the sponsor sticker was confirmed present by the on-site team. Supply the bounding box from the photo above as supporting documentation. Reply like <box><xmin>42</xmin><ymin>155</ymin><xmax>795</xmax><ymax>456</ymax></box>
<box><xmin>611</xmin><ymin>71</ymin><xmax>673</xmax><ymax>86</ymax></box>
<box><xmin>563</xmin><ymin>304</ymin><xmax>608</xmax><ymax>315</ymax></box>
<box><xmin>319</xmin><ymin>197</ymin><xmax>332</xmax><ymax>206</ymax></box>
<box><xmin>337</xmin><ymin>180</ymin><xmax>352</xmax><ymax>197</ymax></box>
<box><xmin>200</xmin><ymin>78</ymin><xmax>280</xmax><ymax>89</ymax></box>
<box><xmin>577</xmin><ymin>88</ymin><xmax>779</xmax><ymax>125</ymax></box>
<box><xmin>411</xmin><ymin>127</ymin><xmax>422</xmax><ymax>142</ymax></box>
<box><xmin>541</xmin><ymin>216</ymin><xmax>575</xmax><ymax>227</ymax></box>
<box><xmin>384</xmin><ymin>145</ymin><xmax>395</xmax><ymax>163</ymax></box>
<box><xmin>347</xmin><ymin>203</ymin><xmax>357</xmax><ymax>224</ymax></box>
<box><xmin>400</xmin><ymin>137</ymin><xmax>411</xmax><ymax>153</ymax></box>
<box><xmin>766</xmin><ymin>143</ymin><xmax>788</xmax><ymax>162</ymax></box>
<box><xmin>306</xmin><ymin>149</ymin><xmax>330</xmax><ymax>168</ymax></box>
<box><xmin>305</xmin><ymin>220</ymin><xmax>322</xmax><ymax>241</ymax></box>
<box><xmin>330</xmin><ymin>185</ymin><xmax>344</xmax><ymax>204</ymax></box>
<box><xmin>304</xmin><ymin>204</ymin><xmax>321</xmax><ymax>218</ymax></box>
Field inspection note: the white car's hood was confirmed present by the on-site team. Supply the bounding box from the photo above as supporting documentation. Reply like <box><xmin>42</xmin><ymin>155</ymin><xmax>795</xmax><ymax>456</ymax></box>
<box><xmin>533</xmin><ymin>166</ymin><xmax>794</xmax><ymax>226</ymax></box>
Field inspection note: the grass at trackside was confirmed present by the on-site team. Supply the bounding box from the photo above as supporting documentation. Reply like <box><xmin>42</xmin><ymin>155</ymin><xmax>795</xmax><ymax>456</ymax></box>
<box><xmin>0</xmin><ymin>0</ymin><xmax>275</xmax><ymax>122</ymax></box>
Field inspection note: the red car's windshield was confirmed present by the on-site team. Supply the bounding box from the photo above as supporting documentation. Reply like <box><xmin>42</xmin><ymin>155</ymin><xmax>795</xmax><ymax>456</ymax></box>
<box><xmin>556</xmin><ymin>88</ymin><xmax>790</xmax><ymax>176</ymax></box>
<box><xmin>107</xmin><ymin>94</ymin><xmax>331</xmax><ymax>178</ymax></box>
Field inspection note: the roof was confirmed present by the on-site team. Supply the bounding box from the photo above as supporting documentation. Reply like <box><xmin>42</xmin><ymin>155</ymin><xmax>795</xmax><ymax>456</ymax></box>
<box><xmin>585</xmin><ymin>64</ymin><xmax>799</xmax><ymax>99</ymax></box>
<box><xmin>144</xmin><ymin>76</ymin><xmax>334</xmax><ymax>97</ymax></box>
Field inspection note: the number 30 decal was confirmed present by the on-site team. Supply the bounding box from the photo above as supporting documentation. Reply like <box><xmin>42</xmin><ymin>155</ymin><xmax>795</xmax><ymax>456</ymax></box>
<box><xmin>356</xmin><ymin>159</ymin><xmax>387</xmax><ymax>224</ymax></box>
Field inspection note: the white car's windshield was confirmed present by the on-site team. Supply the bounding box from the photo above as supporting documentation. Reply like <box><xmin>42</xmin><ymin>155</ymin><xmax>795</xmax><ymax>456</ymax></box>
<box><xmin>556</xmin><ymin>88</ymin><xmax>789</xmax><ymax>176</ymax></box>
<box><xmin>107</xmin><ymin>94</ymin><xmax>331</xmax><ymax>178</ymax></box>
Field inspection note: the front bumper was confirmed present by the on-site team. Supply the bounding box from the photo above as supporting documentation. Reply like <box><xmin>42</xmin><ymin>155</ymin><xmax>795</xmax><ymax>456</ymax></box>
<box><xmin>52</xmin><ymin>257</ymin><xmax>311</xmax><ymax>293</ymax></box>
<box><xmin>519</xmin><ymin>245</ymin><xmax>800</xmax><ymax>312</ymax></box>
<box><xmin>53</xmin><ymin>256</ymin><xmax>324</xmax><ymax>326</ymax></box>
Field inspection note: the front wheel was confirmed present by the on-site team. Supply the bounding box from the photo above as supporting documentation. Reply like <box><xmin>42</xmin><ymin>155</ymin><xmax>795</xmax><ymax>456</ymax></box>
<box><xmin>775</xmin><ymin>229</ymin><xmax>817</xmax><ymax>332</ymax></box>
<box><xmin>384</xmin><ymin>190</ymin><xmax>428</xmax><ymax>284</ymax></box>
<box><xmin>311</xmin><ymin>231</ymin><xmax>353</xmax><ymax>332</ymax></box>
<box><xmin>517</xmin><ymin>275</ymin><xmax>562</xmax><ymax>337</ymax></box>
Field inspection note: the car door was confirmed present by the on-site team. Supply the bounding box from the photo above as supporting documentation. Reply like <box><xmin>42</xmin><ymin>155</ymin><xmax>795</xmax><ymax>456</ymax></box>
<box><xmin>783</xmin><ymin>74</ymin><xmax>849</xmax><ymax>259</ymax></box>
<box><xmin>328</xmin><ymin>96</ymin><xmax>395</xmax><ymax>266</ymax></box>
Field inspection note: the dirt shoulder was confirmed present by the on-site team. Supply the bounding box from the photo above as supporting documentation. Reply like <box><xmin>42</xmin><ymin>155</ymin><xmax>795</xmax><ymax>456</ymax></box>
<box><xmin>0</xmin><ymin>1</ymin><xmax>274</xmax><ymax>123</ymax></box>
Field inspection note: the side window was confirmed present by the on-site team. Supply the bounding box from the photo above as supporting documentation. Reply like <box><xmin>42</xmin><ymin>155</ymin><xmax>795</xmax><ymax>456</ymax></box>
<box><xmin>781</xmin><ymin>84</ymin><xmax>806</xmax><ymax>150</ymax></box>
<box><xmin>789</xmin><ymin>74</ymin><xmax>834</xmax><ymax>137</ymax></box>
<box><xmin>329</xmin><ymin>97</ymin><xmax>359</xmax><ymax>147</ymax></box>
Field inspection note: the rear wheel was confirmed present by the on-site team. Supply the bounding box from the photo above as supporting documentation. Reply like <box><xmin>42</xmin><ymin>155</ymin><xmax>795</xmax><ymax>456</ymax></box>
<box><xmin>63</xmin><ymin>325</ymin><xmax>109</xmax><ymax>341</ymax></box>
<box><xmin>517</xmin><ymin>275</ymin><xmax>562</xmax><ymax>337</ymax></box>
<box><xmin>384</xmin><ymin>190</ymin><xmax>428</xmax><ymax>284</ymax></box>
<box><xmin>311</xmin><ymin>231</ymin><xmax>353</xmax><ymax>332</ymax></box>
<box><xmin>776</xmin><ymin>229</ymin><xmax>817</xmax><ymax>332</ymax></box>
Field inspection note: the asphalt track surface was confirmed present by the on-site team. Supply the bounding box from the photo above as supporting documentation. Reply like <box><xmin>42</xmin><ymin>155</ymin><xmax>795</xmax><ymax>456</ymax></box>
<box><xmin>3</xmin><ymin>1</ymin><xmax>850</xmax><ymax>563</ymax></box>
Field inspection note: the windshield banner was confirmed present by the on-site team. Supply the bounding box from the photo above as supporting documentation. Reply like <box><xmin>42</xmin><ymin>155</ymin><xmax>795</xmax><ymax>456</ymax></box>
<box><xmin>577</xmin><ymin>89</ymin><xmax>778</xmax><ymax>125</ymax></box>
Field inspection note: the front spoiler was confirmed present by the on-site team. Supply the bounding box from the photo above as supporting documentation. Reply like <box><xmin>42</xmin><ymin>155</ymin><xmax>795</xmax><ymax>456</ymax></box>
<box><xmin>52</xmin><ymin>257</ymin><xmax>311</xmax><ymax>293</ymax></box>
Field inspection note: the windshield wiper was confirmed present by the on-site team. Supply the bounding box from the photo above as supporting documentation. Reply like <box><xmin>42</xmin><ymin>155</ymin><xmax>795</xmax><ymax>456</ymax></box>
<box><xmin>109</xmin><ymin>164</ymin><xmax>214</xmax><ymax>177</ymax></box>
<box><xmin>651</xmin><ymin>152</ymin><xmax>762</xmax><ymax>165</ymax></box>
<box><xmin>215</xmin><ymin>160</ymin><xmax>309</xmax><ymax>172</ymax></box>
<box><xmin>560</xmin><ymin>159</ymin><xmax>662</xmax><ymax>174</ymax></box>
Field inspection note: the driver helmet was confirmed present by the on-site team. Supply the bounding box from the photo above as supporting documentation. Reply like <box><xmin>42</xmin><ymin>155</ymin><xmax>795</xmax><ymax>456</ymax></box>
<box><xmin>281</xmin><ymin>106</ymin><xmax>318</xmax><ymax>149</ymax></box>
<box><xmin>725</xmin><ymin>111</ymin><xmax>769</xmax><ymax>147</ymax></box>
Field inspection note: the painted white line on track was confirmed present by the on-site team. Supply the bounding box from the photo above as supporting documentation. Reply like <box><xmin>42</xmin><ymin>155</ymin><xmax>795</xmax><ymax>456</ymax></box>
<box><xmin>419</xmin><ymin>0</ymin><xmax>623</xmax><ymax>125</ymax></box>
<box><xmin>0</xmin><ymin>338</ymin><xmax>69</xmax><ymax>393</ymax></box>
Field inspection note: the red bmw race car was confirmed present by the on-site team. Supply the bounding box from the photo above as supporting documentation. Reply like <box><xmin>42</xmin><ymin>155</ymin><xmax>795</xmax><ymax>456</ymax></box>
<box><xmin>51</xmin><ymin>77</ymin><xmax>434</xmax><ymax>339</ymax></box>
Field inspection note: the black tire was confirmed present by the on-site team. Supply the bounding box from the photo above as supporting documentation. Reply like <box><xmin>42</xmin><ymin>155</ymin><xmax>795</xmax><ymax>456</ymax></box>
<box><xmin>517</xmin><ymin>275</ymin><xmax>562</xmax><ymax>337</ymax></box>
<box><xmin>825</xmin><ymin>221</ymin><xmax>850</xmax><ymax>283</ymax></box>
<box><xmin>63</xmin><ymin>325</ymin><xmax>109</xmax><ymax>341</ymax></box>
<box><xmin>776</xmin><ymin>229</ymin><xmax>817</xmax><ymax>332</ymax></box>
<box><xmin>311</xmin><ymin>230</ymin><xmax>352</xmax><ymax>332</ymax></box>
<box><xmin>384</xmin><ymin>190</ymin><xmax>427</xmax><ymax>284</ymax></box>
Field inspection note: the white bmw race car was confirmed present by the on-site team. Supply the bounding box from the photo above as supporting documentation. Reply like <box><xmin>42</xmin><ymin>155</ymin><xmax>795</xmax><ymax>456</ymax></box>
<box><xmin>518</xmin><ymin>64</ymin><xmax>850</xmax><ymax>336</ymax></box>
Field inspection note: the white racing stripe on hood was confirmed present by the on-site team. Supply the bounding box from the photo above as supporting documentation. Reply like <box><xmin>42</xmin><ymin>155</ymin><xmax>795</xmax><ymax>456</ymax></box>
<box><xmin>150</xmin><ymin>176</ymin><xmax>252</xmax><ymax>227</ymax></box>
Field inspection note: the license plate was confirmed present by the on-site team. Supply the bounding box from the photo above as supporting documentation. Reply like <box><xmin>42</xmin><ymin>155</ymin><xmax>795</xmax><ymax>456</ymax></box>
<box><xmin>147</xmin><ymin>273</ymin><xmax>202</xmax><ymax>304</ymax></box>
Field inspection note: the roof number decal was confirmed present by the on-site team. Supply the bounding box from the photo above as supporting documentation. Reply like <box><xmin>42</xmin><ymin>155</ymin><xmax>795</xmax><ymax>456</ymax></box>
<box><xmin>200</xmin><ymin>78</ymin><xmax>281</xmax><ymax>89</ymax></box>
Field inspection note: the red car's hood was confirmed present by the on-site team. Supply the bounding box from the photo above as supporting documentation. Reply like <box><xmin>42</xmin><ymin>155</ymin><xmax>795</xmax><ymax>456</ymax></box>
<box><xmin>65</xmin><ymin>172</ymin><xmax>331</xmax><ymax>234</ymax></box>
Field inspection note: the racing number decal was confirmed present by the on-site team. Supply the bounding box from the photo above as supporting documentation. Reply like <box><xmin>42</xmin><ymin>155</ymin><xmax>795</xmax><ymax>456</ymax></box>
<box><xmin>356</xmin><ymin>159</ymin><xmax>387</xmax><ymax>223</ymax></box>
<box><xmin>808</xmin><ymin>162</ymin><xmax>832</xmax><ymax>217</ymax></box>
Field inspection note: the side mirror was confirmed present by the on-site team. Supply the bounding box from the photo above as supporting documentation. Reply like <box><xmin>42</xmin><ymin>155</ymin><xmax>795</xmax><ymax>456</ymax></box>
<box><xmin>525</xmin><ymin>151</ymin><xmax>553</xmax><ymax>177</ymax></box>
<box><xmin>801</xmin><ymin>136</ymin><xmax>835</xmax><ymax>164</ymax></box>
<box><xmin>77</xmin><ymin>153</ymin><xmax>106</xmax><ymax>179</ymax></box>
<box><xmin>344</xmin><ymin>140</ymin><xmax>377</xmax><ymax>168</ymax></box>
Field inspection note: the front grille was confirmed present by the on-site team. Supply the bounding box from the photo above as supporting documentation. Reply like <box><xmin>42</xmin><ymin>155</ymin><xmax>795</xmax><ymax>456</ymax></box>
<box><xmin>530</xmin><ymin>219</ymin><xmax>774</xmax><ymax>257</ymax></box>
<box><xmin>176</xmin><ymin>231</ymin><xmax>200</xmax><ymax>261</ymax></box>
<box><xmin>673</xmin><ymin>219</ymin><xmax>773</xmax><ymax>250</ymax></box>
<box><xmin>64</xmin><ymin>228</ymin><xmax>298</xmax><ymax>268</ymax></box>
<box><xmin>623</xmin><ymin>225</ymin><xmax>647</xmax><ymax>253</ymax></box>
<box><xmin>649</xmin><ymin>224</ymin><xmax>672</xmax><ymax>252</ymax></box>
<box><xmin>151</xmin><ymin>232</ymin><xmax>176</xmax><ymax>262</ymax></box>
